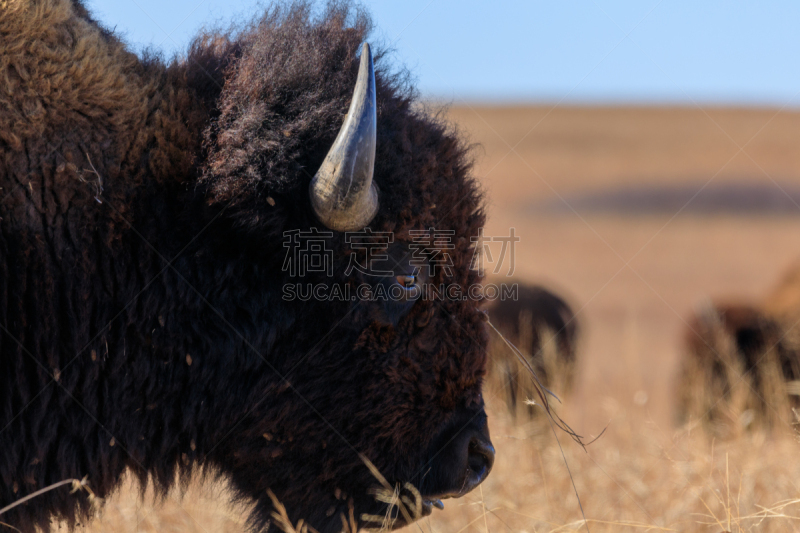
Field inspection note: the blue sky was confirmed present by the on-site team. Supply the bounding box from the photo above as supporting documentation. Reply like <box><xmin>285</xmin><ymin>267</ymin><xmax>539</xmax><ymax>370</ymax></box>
<box><xmin>90</xmin><ymin>0</ymin><xmax>800</xmax><ymax>105</ymax></box>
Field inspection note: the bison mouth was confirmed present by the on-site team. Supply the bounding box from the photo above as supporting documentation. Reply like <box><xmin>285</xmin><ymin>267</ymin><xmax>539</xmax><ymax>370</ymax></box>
<box><xmin>359</xmin><ymin>490</ymin><xmax>447</xmax><ymax>530</ymax></box>
<box><xmin>361</xmin><ymin>485</ymin><xmax>490</xmax><ymax>530</ymax></box>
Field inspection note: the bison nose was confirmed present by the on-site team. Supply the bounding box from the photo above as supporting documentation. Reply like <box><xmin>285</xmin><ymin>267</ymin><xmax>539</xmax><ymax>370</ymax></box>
<box><xmin>419</xmin><ymin>408</ymin><xmax>495</xmax><ymax>500</ymax></box>
<box><xmin>465</xmin><ymin>435</ymin><xmax>495</xmax><ymax>489</ymax></box>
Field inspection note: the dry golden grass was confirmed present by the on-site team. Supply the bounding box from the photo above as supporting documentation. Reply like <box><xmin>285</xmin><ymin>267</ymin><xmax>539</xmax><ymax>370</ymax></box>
<box><xmin>44</xmin><ymin>105</ymin><xmax>800</xmax><ymax>531</ymax></box>
<box><xmin>70</xmin><ymin>475</ymin><xmax>251</xmax><ymax>533</ymax></box>
<box><xmin>430</xmin><ymin>397</ymin><xmax>800</xmax><ymax>533</ymax></box>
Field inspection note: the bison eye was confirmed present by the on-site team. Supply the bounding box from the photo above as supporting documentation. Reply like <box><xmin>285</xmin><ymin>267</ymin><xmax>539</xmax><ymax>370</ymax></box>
<box><xmin>396</xmin><ymin>274</ymin><xmax>417</xmax><ymax>289</ymax></box>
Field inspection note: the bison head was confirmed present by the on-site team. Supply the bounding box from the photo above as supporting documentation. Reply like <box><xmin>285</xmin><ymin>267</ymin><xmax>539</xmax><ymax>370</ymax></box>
<box><xmin>167</xmin><ymin>3</ymin><xmax>495</xmax><ymax>531</ymax></box>
<box><xmin>191</xmin><ymin>12</ymin><xmax>494</xmax><ymax>526</ymax></box>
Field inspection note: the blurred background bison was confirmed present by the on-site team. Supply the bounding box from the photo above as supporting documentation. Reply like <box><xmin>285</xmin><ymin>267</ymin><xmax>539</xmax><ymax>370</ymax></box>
<box><xmin>677</xmin><ymin>264</ymin><xmax>800</xmax><ymax>434</ymax></box>
<box><xmin>485</xmin><ymin>283</ymin><xmax>579</xmax><ymax>421</ymax></box>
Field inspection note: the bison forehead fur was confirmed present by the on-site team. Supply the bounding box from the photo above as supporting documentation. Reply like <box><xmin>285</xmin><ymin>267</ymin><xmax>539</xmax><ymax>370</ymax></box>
<box><xmin>0</xmin><ymin>0</ymin><xmax>488</xmax><ymax>531</ymax></box>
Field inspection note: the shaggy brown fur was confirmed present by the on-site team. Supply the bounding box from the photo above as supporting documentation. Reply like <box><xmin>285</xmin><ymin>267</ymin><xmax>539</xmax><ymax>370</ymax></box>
<box><xmin>485</xmin><ymin>284</ymin><xmax>578</xmax><ymax>419</ymax></box>
<box><xmin>0</xmin><ymin>1</ymin><xmax>488</xmax><ymax>531</ymax></box>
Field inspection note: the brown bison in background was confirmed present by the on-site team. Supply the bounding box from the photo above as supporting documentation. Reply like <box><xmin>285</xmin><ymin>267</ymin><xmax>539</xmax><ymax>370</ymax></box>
<box><xmin>485</xmin><ymin>284</ymin><xmax>579</xmax><ymax>420</ymax></box>
<box><xmin>677</xmin><ymin>264</ymin><xmax>800</xmax><ymax>434</ymax></box>
<box><xmin>0</xmin><ymin>1</ymin><xmax>495</xmax><ymax>531</ymax></box>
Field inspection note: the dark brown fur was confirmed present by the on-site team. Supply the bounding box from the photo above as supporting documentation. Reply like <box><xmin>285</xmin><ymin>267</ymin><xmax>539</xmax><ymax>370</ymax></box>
<box><xmin>0</xmin><ymin>1</ymin><xmax>488</xmax><ymax>530</ymax></box>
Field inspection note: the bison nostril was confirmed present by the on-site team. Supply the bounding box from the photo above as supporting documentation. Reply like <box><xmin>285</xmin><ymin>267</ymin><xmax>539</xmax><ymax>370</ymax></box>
<box><xmin>467</xmin><ymin>438</ymin><xmax>495</xmax><ymax>481</ymax></box>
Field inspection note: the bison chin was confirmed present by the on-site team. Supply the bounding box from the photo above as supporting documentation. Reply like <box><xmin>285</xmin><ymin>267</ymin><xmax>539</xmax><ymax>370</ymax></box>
<box><xmin>362</xmin><ymin>404</ymin><xmax>495</xmax><ymax>531</ymax></box>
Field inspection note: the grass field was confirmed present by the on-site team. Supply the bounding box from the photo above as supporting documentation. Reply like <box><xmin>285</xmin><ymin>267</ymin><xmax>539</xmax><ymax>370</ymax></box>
<box><xmin>71</xmin><ymin>105</ymin><xmax>800</xmax><ymax>532</ymax></box>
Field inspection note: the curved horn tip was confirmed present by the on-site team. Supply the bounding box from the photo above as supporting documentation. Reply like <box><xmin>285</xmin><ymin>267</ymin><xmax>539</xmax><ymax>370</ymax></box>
<box><xmin>309</xmin><ymin>41</ymin><xmax>379</xmax><ymax>232</ymax></box>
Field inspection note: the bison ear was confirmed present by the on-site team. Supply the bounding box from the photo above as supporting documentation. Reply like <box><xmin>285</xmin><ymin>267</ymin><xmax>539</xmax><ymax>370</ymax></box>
<box><xmin>309</xmin><ymin>42</ymin><xmax>379</xmax><ymax>232</ymax></box>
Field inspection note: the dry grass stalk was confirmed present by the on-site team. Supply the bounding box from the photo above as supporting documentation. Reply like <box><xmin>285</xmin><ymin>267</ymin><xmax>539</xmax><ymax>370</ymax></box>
<box><xmin>486</xmin><ymin>318</ymin><xmax>585</xmax><ymax>448</ymax></box>
<box><xmin>485</xmin><ymin>304</ymin><xmax>577</xmax><ymax>423</ymax></box>
<box><xmin>266</xmin><ymin>490</ymin><xmax>319</xmax><ymax>533</ymax></box>
<box><xmin>0</xmin><ymin>477</ymin><xmax>99</xmax><ymax>518</ymax></box>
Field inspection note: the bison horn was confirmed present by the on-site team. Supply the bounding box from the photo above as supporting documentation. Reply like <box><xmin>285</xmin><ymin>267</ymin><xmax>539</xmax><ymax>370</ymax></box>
<box><xmin>310</xmin><ymin>43</ymin><xmax>379</xmax><ymax>232</ymax></box>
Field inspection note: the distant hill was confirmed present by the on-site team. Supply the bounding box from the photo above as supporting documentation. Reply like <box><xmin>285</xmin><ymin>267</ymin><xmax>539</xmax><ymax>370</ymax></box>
<box><xmin>533</xmin><ymin>181</ymin><xmax>800</xmax><ymax>215</ymax></box>
<box><xmin>445</xmin><ymin>105</ymin><xmax>800</xmax><ymax>212</ymax></box>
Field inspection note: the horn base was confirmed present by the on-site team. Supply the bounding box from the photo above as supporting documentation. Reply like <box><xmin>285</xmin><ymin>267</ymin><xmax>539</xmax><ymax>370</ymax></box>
<box><xmin>310</xmin><ymin>180</ymin><xmax>379</xmax><ymax>232</ymax></box>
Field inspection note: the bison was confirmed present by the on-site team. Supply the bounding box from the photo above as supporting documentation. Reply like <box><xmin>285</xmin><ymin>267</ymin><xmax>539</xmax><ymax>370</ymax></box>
<box><xmin>485</xmin><ymin>284</ymin><xmax>579</xmax><ymax>420</ymax></box>
<box><xmin>0</xmin><ymin>1</ymin><xmax>495</xmax><ymax>531</ymax></box>
<box><xmin>677</xmin><ymin>266</ymin><xmax>800</xmax><ymax>433</ymax></box>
